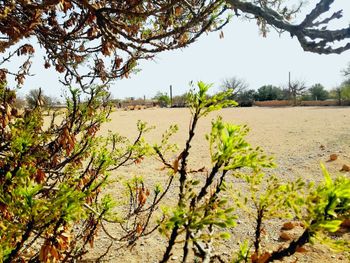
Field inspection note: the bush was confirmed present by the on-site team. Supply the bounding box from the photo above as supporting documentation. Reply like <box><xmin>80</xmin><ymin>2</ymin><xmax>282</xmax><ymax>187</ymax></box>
<box><xmin>236</xmin><ymin>89</ymin><xmax>257</xmax><ymax>107</ymax></box>
<box><xmin>308</xmin><ymin>84</ymin><xmax>329</xmax><ymax>101</ymax></box>
<box><xmin>152</xmin><ymin>82</ymin><xmax>350</xmax><ymax>262</ymax></box>
<box><xmin>255</xmin><ymin>85</ymin><xmax>284</xmax><ymax>101</ymax></box>
<box><xmin>153</xmin><ymin>92</ymin><xmax>170</xmax><ymax>107</ymax></box>
<box><xmin>0</xmin><ymin>84</ymin><xmax>150</xmax><ymax>262</ymax></box>
<box><xmin>25</xmin><ymin>88</ymin><xmax>54</xmax><ymax>109</ymax></box>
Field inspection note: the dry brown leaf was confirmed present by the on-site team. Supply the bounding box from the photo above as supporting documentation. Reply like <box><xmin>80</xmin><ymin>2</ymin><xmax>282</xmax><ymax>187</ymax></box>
<box><xmin>298</xmin><ymin>221</ymin><xmax>306</xmax><ymax>228</ymax></box>
<box><xmin>50</xmin><ymin>245</ymin><xmax>59</xmax><ymax>260</ymax></box>
<box><xmin>296</xmin><ymin>246</ymin><xmax>308</xmax><ymax>253</ymax></box>
<box><xmin>281</xmin><ymin>221</ymin><xmax>295</xmax><ymax>230</ymax></box>
<box><xmin>39</xmin><ymin>245</ymin><xmax>49</xmax><ymax>262</ymax></box>
<box><xmin>36</xmin><ymin>169</ymin><xmax>46</xmax><ymax>183</ymax></box>
<box><xmin>251</xmin><ymin>252</ymin><xmax>271</xmax><ymax>263</ymax></box>
<box><xmin>173</xmin><ymin>158</ymin><xmax>179</xmax><ymax>173</ymax></box>
<box><xmin>329</xmin><ymin>153</ymin><xmax>338</xmax><ymax>161</ymax></box>
<box><xmin>341</xmin><ymin>219</ymin><xmax>350</xmax><ymax>228</ymax></box>
<box><xmin>340</xmin><ymin>164</ymin><xmax>350</xmax><ymax>172</ymax></box>
<box><xmin>88</xmin><ymin>235</ymin><xmax>94</xmax><ymax>248</ymax></box>
<box><xmin>136</xmin><ymin>223</ymin><xmax>143</xmax><ymax>235</ymax></box>
<box><xmin>280</xmin><ymin>231</ymin><xmax>292</xmax><ymax>241</ymax></box>
<box><xmin>138</xmin><ymin>188</ymin><xmax>147</xmax><ymax>206</ymax></box>
<box><xmin>174</xmin><ymin>6</ymin><xmax>183</xmax><ymax>16</ymax></box>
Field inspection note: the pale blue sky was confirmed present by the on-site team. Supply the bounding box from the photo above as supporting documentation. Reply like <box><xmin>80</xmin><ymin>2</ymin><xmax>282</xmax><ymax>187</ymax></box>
<box><xmin>15</xmin><ymin>2</ymin><xmax>350</xmax><ymax>100</ymax></box>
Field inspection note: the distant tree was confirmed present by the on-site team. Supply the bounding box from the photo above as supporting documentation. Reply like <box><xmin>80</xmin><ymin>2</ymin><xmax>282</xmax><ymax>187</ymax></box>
<box><xmin>14</xmin><ymin>96</ymin><xmax>26</xmax><ymax>109</ymax></box>
<box><xmin>289</xmin><ymin>81</ymin><xmax>307</xmax><ymax>105</ymax></box>
<box><xmin>335</xmin><ymin>64</ymin><xmax>350</xmax><ymax>103</ymax></box>
<box><xmin>236</xmin><ymin>89</ymin><xmax>257</xmax><ymax>107</ymax></box>
<box><xmin>281</xmin><ymin>88</ymin><xmax>291</xmax><ymax>100</ymax></box>
<box><xmin>172</xmin><ymin>93</ymin><xmax>188</xmax><ymax>107</ymax></box>
<box><xmin>340</xmin><ymin>82</ymin><xmax>350</xmax><ymax>100</ymax></box>
<box><xmin>308</xmin><ymin>83</ymin><xmax>329</xmax><ymax>101</ymax></box>
<box><xmin>329</xmin><ymin>87</ymin><xmax>342</xmax><ymax>105</ymax></box>
<box><xmin>153</xmin><ymin>92</ymin><xmax>170</xmax><ymax>107</ymax></box>
<box><xmin>221</xmin><ymin>77</ymin><xmax>256</xmax><ymax>106</ymax></box>
<box><xmin>342</xmin><ymin>62</ymin><xmax>350</xmax><ymax>78</ymax></box>
<box><xmin>221</xmin><ymin>77</ymin><xmax>249</xmax><ymax>99</ymax></box>
<box><xmin>255</xmin><ymin>85</ymin><xmax>283</xmax><ymax>101</ymax></box>
<box><xmin>329</xmin><ymin>63</ymin><xmax>350</xmax><ymax>105</ymax></box>
<box><xmin>25</xmin><ymin>88</ymin><xmax>53</xmax><ymax>109</ymax></box>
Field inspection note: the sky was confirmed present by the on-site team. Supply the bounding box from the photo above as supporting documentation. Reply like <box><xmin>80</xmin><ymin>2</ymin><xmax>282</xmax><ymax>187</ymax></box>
<box><xmin>15</xmin><ymin>2</ymin><xmax>350</xmax><ymax>100</ymax></box>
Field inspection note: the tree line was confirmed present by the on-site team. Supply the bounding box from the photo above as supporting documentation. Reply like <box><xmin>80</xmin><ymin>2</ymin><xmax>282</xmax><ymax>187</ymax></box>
<box><xmin>152</xmin><ymin>67</ymin><xmax>350</xmax><ymax>107</ymax></box>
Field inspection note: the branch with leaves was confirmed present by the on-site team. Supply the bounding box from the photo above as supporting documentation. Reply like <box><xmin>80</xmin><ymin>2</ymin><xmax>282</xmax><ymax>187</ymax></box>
<box><xmin>1</xmin><ymin>0</ymin><xmax>349</xmax><ymax>89</ymax></box>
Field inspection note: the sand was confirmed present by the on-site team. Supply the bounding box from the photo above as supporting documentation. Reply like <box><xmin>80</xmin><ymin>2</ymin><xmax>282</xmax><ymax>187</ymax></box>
<box><xmin>84</xmin><ymin>106</ymin><xmax>350</xmax><ymax>262</ymax></box>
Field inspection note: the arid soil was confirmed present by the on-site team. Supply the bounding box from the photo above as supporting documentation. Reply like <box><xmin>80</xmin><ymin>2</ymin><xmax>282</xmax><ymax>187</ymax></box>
<box><xmin>83</xmin><ymin>106</ymin><xmax>350</xmax><ymax>262</ymax></box>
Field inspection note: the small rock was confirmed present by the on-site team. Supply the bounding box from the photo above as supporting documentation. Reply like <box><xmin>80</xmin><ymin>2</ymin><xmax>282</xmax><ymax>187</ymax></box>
<box><xmin>341</xmin><ymin>219</ymin><xmax>350</xmax><ymax>228</ymax></box>
<box><xmin>298</xmin><ymin>222</ymin><xmax>306</xmax><ymax>228</ymax></box>
<box><xmin>281</xmin><ymin>222</ymin><xmax>295</xmax><ymax>230</ymax></box>
<box><xmin>279</xmin><ymin>231</ymin><xmax>292</xmax><ymax>241</ymax></box>
<box><xmin>329</xmin><ymin>154</ymin><xmax>338</xmax><ymax>161</ymax></box>
<box><xmin>340</xmin><ymin>164</ymin><xmax>350</xmax><ymax>172</ymax></box>
<box><xmin>320</xmin><ymin>145</ymin><xmax>326</xmax><ymax>150</ymax></box>
<box><xmin>171</xmin><ymin>256</ymin><xmax>178</xmax><ymax>260</ymax></box>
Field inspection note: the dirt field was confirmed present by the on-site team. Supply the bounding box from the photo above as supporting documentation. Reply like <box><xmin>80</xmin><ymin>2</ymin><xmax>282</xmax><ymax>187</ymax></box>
<box><xmin>85</xmin><ymin>106</ymin><xmax>350</xmax><ymax>262</ymax></box>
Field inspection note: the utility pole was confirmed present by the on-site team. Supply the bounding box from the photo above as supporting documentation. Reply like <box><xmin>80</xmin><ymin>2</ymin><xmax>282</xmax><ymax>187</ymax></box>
<box><xmin>169</xmin><ymin>85</ymin><xmax>173</xmax><ymax>107</ymax></box>
<box><xmin>288</xmin><ymin>71</ymin><xmax>291</xmax><ymax>97</ymax></box>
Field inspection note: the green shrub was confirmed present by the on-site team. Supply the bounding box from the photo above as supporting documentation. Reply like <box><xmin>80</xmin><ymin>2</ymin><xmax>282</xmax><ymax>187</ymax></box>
<box><xmin>0</xmin><ymin>84</ymin><xmax>150</xmax><ymax>262</ymax></box>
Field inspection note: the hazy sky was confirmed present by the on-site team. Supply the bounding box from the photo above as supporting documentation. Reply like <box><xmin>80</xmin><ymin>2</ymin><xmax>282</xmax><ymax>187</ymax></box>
<box><xmin>16</xmin><ymin>2</ymin><xmax>350</xmax><ymax>100</ymax></box>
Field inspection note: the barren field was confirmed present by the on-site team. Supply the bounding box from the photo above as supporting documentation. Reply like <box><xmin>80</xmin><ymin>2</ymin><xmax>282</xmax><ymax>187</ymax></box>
<box><xmin>85</xmin><ymin>106</ymin><xmax>350</xmax><ymax>262</ymax></box>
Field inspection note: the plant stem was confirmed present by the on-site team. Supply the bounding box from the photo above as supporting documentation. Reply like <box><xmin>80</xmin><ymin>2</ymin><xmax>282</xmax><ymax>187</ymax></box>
<box><xmin>254</xmin><ymin>208</ymin><xmax>264</xmax><ymax>255</ymax></box>
<box><xmin>182</xmin><ymin>228</ymin><xmax>191</xmax><ymax>262</ymax></box>
<box><xmin>268</xmin><ymin>228</ymin><xmax>311</xmax><ymax>261</ymax></box>
<box><xmin>5</xmin><ymin>219</ymin><xmax>34</xmax><ymax>263</ymax></box>
<box><xmin>160</xmin><ymin>225</ymin><xmax>179</xmax><ymax>263</ymax></box>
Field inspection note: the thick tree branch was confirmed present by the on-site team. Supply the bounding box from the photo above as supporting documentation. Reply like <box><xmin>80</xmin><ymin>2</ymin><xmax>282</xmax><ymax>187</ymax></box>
<box><xmin>227</xmin><ymin>0</ymin><xmax>350</xmax><ymax>54</ymax></box>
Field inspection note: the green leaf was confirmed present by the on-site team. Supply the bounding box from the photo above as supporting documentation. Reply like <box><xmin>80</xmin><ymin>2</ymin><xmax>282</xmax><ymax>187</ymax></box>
<box><xmin>219</xmin><ymin>232</ymin><xmax>231</xmax><ymax>239</ymax></box>
<box><xmin>318</xmin><ymin>220</ymin><xmax>342</xmax><ymax>232</ymax></box>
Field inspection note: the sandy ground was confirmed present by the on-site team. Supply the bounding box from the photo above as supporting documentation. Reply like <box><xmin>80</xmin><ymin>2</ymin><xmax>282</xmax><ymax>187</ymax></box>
<box><xmin>83</xmin><ymin>106</ymin><xmax>350</xmax><ymax>262</ymax></box>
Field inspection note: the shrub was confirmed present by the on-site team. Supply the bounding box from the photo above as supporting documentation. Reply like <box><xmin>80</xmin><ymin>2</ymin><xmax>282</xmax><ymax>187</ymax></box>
<box><xmin>151</xmin><ymin>82</ymin><xmax>350</xmax><ymax>262</ymax></box>
<box><xmin>0</xmin><ymin>84</ymin><xmax>151</xmax><ymax>262</ymax></box>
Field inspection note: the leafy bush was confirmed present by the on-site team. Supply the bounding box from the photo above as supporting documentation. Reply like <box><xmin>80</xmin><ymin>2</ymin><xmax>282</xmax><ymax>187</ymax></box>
<box><xmin>25</xmin><ymin>88</ymin><xmax>55</xmax><ymax>109</ymax></box>
<box><xmin>307</xmin><ymin>84</ymin><xmax>329</xmax><ymax>101</ymax></box>
<box><xmin>255</xmin><ymin>85</ymin><xmax>284</xmax><ymax>101</ymax></box>
<box><xmin>0</xmin><ymin>84</ymin><xmax>150</xmax><ymax>262</ymax></box>
<box><xmin>151</xmin><ymin>82</ymin><xmax>350</xmax><ymax>262</ymax></box>
<box><xmin>153</xmin><ymin>92</ymin><xmax>171</xmax><ymax>107</ymax></box>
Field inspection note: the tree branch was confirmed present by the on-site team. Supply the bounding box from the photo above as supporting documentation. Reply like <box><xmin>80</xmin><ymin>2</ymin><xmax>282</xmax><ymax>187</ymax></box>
<box><xmin>227</xmin><ymin>0</ymin><xmax>350</xmax><ymax>54</ymax></box>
